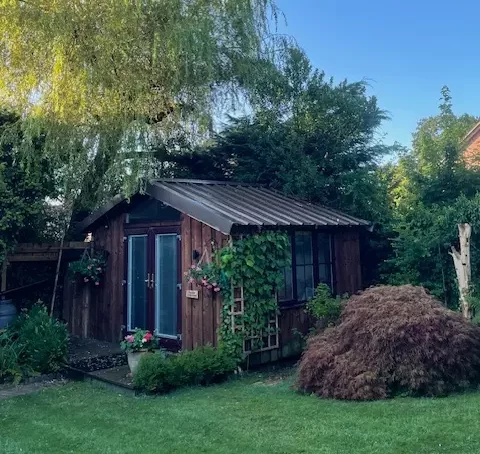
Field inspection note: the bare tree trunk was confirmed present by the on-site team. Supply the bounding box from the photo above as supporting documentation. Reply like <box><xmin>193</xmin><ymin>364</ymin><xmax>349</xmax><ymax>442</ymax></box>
<box><xmin>50</xmin><ymin>204</ymin><xmax>73</xmax><ymax>317</ymax></box>
<box><xmin>449</xmin><ymin>223</ymin><xmax>472</xmax><ymax>319</ymax></box>
<box><xmin>438</xmin><ymin>243</ymin><xmax>448</xmax><ymax>306</ymax></box>
<box><xmin>50</xmin><ymin>233</ymin><xmax>65</xmax><ymax>317</ymax></box>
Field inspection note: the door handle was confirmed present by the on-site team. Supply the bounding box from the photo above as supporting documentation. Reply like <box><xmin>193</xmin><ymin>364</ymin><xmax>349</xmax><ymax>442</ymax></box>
<box><xmin>150</xmin><ymin>273</ymin><xmax>155</xmax><ymax>289</ymax></box>
<box><xmin>145</xmin><ymin>273</ymin><xmax>151</xmax><ymax>286</ymax></box>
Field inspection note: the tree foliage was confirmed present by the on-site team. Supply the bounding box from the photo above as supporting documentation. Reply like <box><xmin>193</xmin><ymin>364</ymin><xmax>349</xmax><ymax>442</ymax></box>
<box><xmin>173</xmin><ymin>48</ymin><xmax>394</xmax><ymax>222</ymax></box>
<box><xmin>384</xmin><ymin>87</ymin><xmax>480</xmax><ymax>306</ymax></box>
<box><xmin>0</xmin><ymin>111</ymin><xmax>54</xmax><ymax>261</ymax></box>
<box><xmin>0</xmin><ymin>0</ymin><xmax>285</xmax><ymax>213</ymax></box>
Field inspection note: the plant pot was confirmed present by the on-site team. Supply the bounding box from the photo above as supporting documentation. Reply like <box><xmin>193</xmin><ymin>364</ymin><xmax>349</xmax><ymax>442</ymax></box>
<box><xmin>127</xmin><ymin>350</ymin><xmax>149</xmax><ymax>374</ymax></box>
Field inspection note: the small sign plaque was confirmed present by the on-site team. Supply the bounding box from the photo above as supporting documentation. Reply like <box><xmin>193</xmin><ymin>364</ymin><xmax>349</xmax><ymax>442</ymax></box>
<box><xmin>186</xmin><ymin>290</ymin><xmax>199</xmax><ymax>299</ymax></box>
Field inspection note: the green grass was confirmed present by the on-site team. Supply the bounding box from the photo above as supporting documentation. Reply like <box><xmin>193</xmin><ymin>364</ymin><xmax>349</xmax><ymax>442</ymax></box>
<box><xmin>1</xmin><ymin>372</ymin><xmax>480</xmax><ymax>454</ymax></box>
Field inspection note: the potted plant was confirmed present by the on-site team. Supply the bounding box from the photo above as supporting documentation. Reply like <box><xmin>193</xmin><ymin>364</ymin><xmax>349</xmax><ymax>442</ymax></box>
<box><xmin>70</xmin><ymin>252</ymin><xmax>107</xmax><ymax>286</ymax></box>
<box><xmin>120</xmin><ymin>329</ymin><xmax>156</xmax><ymax>374</ymax></box>
<box><xmin>184</xmin><ymin>263</ymin><xmax>222</xmax><ymax>293</ymax></box>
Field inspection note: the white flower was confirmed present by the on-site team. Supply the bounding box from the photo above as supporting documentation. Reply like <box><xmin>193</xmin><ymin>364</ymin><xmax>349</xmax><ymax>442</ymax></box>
<box><xmin>142</xmin><ymin>339</ymin><xmax>146</xmax><ymax>343</ymax></box>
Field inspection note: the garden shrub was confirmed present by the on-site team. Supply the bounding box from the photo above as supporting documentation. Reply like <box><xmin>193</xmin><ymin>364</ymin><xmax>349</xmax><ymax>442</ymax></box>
<box><xmin>0</xmin><ymin>332</ymin><xmax>24</xmax><ymax>384</ymax></box>
<box><xmin>296</xmin><ymin>285</ymin><xmax>480</xmax><ymax>400</ymax></box>
<box><xmin>133</xmin><ymin>346</ymin><xmax>237</xmax><ymax>393</ymax></box>
<box><xmin>305</xmin><ymin>284</ymin><xmax>346</xmax><ymax>327</ymax></box>
<box><xmin>10</xmin><ymin>304</ymin><xmax>68</xmax><ymax>374</ymax></box>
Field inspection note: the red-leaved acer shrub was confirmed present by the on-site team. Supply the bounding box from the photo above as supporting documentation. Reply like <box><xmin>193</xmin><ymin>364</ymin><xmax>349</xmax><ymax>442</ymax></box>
<box><xmin>296</xmin><ymin>285</ymin><xmax>480</xmax><ymax>400</ymax></box>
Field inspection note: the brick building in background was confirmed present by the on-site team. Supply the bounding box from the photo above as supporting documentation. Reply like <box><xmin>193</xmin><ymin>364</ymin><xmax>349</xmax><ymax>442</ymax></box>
<box><xmin>463</xmin><ymin>121</ymin><xmax>480</xmax><ymax>167</ymax></box>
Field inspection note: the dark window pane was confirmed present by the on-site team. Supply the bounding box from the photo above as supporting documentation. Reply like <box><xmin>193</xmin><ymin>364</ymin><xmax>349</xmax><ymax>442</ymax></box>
<box><xmin>318</xmin><ymin>233</ymin><xmax>331</xmax><ymax>263</ymax></box>
<box><xmin>295</xmin><ymin>231</ymin><xmax>313</xmax><ymax>266</ymax></box>
<box><xmin>304</xmin><ymin>265</ymin><xmax>314</xmax><ymax>299</ymax></box>
<box><xmin>128</xmin><ymin>199</ymin><xmax>181</xmax><ymax>223</ymax></box>
<box><xmin>278</xmin><ymin>236</ymin><xmax>293</xmax><ymax>303</ymax></box>
<box><xmin>317</xmin><ymin>233</ymin><xmax>333</xmax><ymax>288</ymax></box>
<box><xmin>296</xmin><ymin>266</ymin><xmax>306</xmax><ymax>300</ymax></box>
<box><xmin>278</xmin><ymin>266</ymin><xmax>293</xmax><ymax>302</ymax></box>
<box><xmin>295</xmin><ymin>232</ymin><xmax>305</xmax><ymax>265</ymax></box>
<box><xmin>319</xmin><ymin>264</ymin><xmax>331</xmax><ymax>284</ymax></box>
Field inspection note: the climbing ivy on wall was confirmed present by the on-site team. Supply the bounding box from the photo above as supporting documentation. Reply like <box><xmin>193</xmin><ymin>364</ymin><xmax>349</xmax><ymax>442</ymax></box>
<box><xmin>186</xmin><ymin>231</ymin><xmax>291</xmax><ymax>360</ymax></box>
<box><xmin>217</xmin><ymin>232</ymin><xmax>291</xmax><ymax>359</ymax></box>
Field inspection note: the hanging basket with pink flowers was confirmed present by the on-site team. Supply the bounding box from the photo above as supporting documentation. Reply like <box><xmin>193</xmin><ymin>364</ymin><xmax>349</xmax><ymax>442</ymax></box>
<box><xmin>69</xmin><ymin>251</ymin><xmax>107</xmax><ymax>286</ymax></box>
<box><xmin>185</xmin><ymin>261</ymin><xmax>222</xmax><ymax>293</ymax></box>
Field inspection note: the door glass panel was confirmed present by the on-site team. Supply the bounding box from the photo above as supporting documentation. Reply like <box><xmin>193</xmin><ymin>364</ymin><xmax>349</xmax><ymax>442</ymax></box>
<box><xmin>127</xmin><ymin>235</ymin><xmax>148</xmax><ymax>331</ymax></box>
<box><xmin>155</xmin><ymin>234</ymin><xmax>178</xmax><ymax>337</ymax></box>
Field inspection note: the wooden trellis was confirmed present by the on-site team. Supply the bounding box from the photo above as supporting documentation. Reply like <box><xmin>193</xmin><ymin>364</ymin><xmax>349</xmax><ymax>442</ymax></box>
<box><xmin>230</xmin><ymin>284</ymin><xmax>279</xmax><ymax>354</ymax></box>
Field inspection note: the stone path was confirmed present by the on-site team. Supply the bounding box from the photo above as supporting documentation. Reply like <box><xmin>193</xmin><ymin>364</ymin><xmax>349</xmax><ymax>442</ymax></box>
<box><xmin>0</xmin><ymin>378</ymin><xmax>68</xmax><ymax>400</ymax></box>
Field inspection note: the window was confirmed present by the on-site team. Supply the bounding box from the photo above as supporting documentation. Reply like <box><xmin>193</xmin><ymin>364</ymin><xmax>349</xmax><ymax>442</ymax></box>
<box><xmin>277</xmin><ymin>236</ymin><xmax>293</xmax><ymax>302</ymax></box>
<box><xmin>278</xmin><ymin>231</ymin><xmax>334</xmax><ymax>305</ymax></box>
<box><xmin>295</xmin><ymin>232</ymin><xmax>315</xmax><ymax>301</ymax></box>
<box><xmin>127</xmin><ymin>199</ymin><xmax>181</xmax><ymax>224</ymax></box>
<box><xmin>318</xmin><ymin>232</ymin><xmax>333</xmax><ymax>289</ymax></box>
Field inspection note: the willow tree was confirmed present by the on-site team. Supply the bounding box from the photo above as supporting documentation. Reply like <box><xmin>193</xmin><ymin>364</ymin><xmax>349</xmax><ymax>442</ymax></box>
<box><xmin>0</xmin><ymin>0</ymin><xmax>283</xmax><ymax>215</ymax></box>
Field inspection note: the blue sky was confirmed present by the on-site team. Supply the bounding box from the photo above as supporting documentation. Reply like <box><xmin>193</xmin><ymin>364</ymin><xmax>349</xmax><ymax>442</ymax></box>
<box><xmin>275</xmin><ymin>0</ymin><xmax>480</xmax><ymax>148</ymax></box>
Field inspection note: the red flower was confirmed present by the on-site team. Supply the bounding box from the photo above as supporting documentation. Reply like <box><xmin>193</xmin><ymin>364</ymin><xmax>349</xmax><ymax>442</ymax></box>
<box><xmin>143</xmin><ymin>332</ymin><xmax>153</xmax><ymax>342</ymax></box>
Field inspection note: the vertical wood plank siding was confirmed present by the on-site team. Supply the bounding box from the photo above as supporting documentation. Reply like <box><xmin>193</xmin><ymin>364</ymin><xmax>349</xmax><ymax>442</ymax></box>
<box><xmin>180</xmin><ymin>216</ymin><xmax>228</xmax><ymax>350</ymax></box>
<box><xmin>92</xmin><ymin>213</ymin><xmax>126</xmax><ymax>342</ymax></box>
<box><xmin>334</xmin><ymin>230</ymin><xmax>362</xmax><ymax>295</ymax></box>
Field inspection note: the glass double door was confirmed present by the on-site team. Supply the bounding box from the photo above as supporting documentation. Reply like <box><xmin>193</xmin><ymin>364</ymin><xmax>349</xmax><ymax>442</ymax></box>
<box><xmin>126</xmin><ymin>229</ymin><xmax>180</xmax><ymax>339</ymax></box>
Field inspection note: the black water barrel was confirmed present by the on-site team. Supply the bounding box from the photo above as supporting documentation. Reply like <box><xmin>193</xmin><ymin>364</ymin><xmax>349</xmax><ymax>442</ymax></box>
<box><xmin>0</xmin><ymin>300</ymin><xmax>16</xmax><ymax>329</ymax></box>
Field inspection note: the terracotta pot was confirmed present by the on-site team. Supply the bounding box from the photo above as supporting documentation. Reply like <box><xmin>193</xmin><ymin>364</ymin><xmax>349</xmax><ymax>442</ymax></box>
<box><xmin>127</xmin><ymin>350</ymin><xmax>149</xmax><ymax>374</ymax></box>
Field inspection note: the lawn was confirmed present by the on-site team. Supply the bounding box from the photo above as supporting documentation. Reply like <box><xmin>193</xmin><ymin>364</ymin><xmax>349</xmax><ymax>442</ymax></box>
<box><xmin>1</xmin><ymin>372</ymin><xmax>480</xmax><ymax>454</ymax></box>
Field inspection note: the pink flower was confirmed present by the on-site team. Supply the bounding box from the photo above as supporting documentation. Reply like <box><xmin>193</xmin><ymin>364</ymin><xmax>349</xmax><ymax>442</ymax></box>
<box><xmin>95</xmin><ymin>281</ymin><xmax>100</xmax><ymax>286</ymax></box>
<box><xmin>125</xmin><ymin>335</ymin><xmax>134</xmax><ymax>343</ymax></box>
<box><xmin>143</xmin><ymin>332</ymin><xmax>153</xmax><ymax>342</ymax></box>
<box><xmin>201</xmin><ymin>279</ymin><xmax>208</xmax><ymax>285</ymax></box>
<box><xmin>214</xmin><ymin>287</ymin><xmax>221</xmax><ymax>293</ymax></box>
<box><xmin>84</xmin><ymin>277</ymin><xmax>89</xmax><ymax>283</ymax></box>
<box><xmin>189</xmin><ymin>278</ymin><xmax>195</xmax><ymax>284</ymax></box>
<box><xmin>191</xmin><ymin>265</ymin><xmax>196</xmax><ymax>269</ymax></box>
<box><xmin>96</xmin><ymin>267</ymin><xmax>102</xmax><ymax>271</ymax></box>
<box><xmin>207</xmin><ymin>285</ymin><xmax>212</xmax><ymax>290</ymax></box>
<box><xmin>212</xmin><ymin>282</ymin><xmax>217</xmax><ymax>287</ymax></box>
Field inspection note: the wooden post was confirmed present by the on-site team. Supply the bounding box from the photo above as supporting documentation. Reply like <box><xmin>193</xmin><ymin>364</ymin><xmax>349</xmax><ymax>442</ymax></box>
<box><xmin>450</xmin><ymin>223</ymin><xmax>472</xmax><ymax>319</ymax></box>
<box><xmin>82</xmin><ymin>284</ymin><xmax>91</xmax><ymax>338</ymax></box>
<box><xmin>1</xmin><ymin>260</ymin><xmax>7</xmax><ymax>294</ymax></box>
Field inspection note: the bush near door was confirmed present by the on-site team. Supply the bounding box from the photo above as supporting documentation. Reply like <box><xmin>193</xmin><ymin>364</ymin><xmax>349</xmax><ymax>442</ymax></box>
<box><xmin>133</xmin><ymin>346</ymin><xmax>237</xmax><ymax>393</ymax></box>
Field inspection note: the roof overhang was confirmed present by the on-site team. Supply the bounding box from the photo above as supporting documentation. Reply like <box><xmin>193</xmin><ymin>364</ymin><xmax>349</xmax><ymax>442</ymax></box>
<box><xmin>78</xmin><ymin>179</ymin><xmax>372</xmax><ymax>235</ymax></box>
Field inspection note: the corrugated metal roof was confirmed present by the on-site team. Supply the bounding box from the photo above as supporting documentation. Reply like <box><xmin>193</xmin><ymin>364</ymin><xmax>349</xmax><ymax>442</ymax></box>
<box><xmin>146</xmin><ymin>179</ymin><xmax>370</xmax><ymax>234</ymax></box>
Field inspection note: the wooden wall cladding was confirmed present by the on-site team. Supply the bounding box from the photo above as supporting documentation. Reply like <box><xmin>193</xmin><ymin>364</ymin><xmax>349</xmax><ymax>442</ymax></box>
<box><xmin>90</xmin><ymin>213</ymin><xmax>125</xmax><ymax>342</ymax></box>
<box><xmin>334</xmin><ymin>230</ymin><xmax>362</xmax><ymax>296</ymax></box>
<box><xmin>63</xmin><ymin>214</ymin><xmax>125</xmax><ymax>342</ymax></box>
<box><xmin>181</xmin><ymin>216</ymin><xmax>228</xmax><ymax>350</ymax></box>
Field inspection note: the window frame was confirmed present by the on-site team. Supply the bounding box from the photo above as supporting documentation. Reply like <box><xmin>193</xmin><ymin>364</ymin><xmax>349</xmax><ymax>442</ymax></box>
<box><xmin>278</xmin><ymin>229</ymin><xmax>335</xmax><ymax>308</ymax></box>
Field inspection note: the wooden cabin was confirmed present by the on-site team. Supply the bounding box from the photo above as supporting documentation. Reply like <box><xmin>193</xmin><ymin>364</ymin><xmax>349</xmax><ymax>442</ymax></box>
<box><xmin>68</xmin><ymin>179</ymin><xmax>369</xmax><ymax>362</ymax></box>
